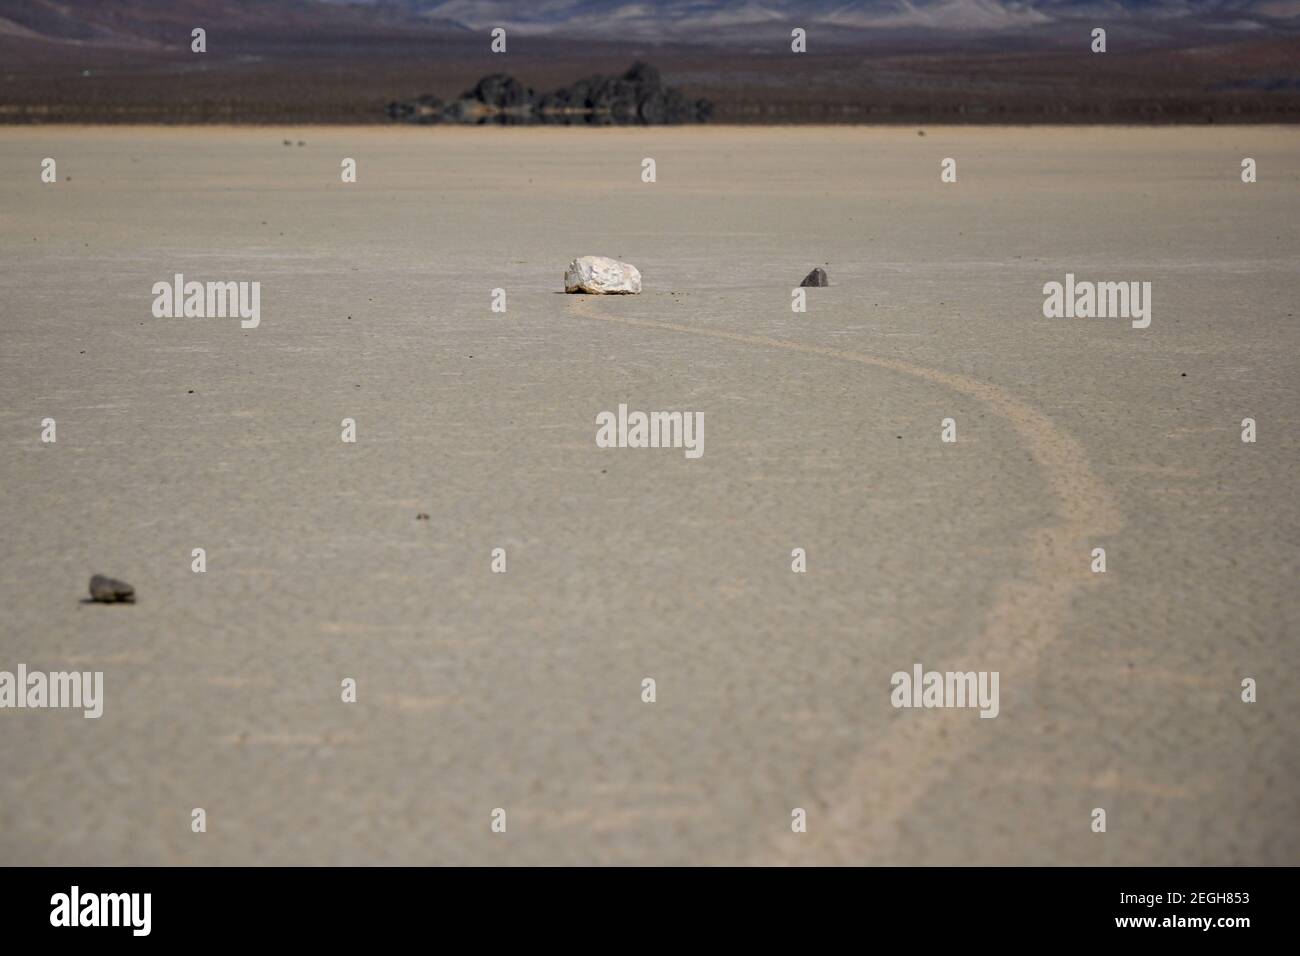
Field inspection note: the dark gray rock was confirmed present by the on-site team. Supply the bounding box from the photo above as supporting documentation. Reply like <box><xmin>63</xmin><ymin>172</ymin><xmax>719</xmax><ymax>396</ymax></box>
<box><xmin>464</xmin><ymin>74</ymin><xmax>533</xmax><ymax>109</ymax></box>
<box><xmin>440</xmin><ymin>98</ymin><xmax>474</xmax><ymax>121</ymax></box>
<box><xmin>89</xmin><ymin>574</ymin><xmax>134</xmax><ymax>604</ymax></box>
<box><xmin>800</xmin><ymin>268</ymin><xmax>829</xmax><ymax>288</ymax></box>
<box><xmin>413</xmin><ymin>95</ymin><xmax>444</xmax><ymax>122</ymax></box>
<box><xmin>623</xmin><ymin>62</ymin><xmax>662</xmax><ymax>91</ymax></box>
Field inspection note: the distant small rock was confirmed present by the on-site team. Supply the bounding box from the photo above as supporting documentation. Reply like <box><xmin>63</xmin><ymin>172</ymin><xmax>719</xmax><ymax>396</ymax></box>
<box><xmin>89</xmin><ymin>574</ymin><xmax>134</xmax><ymax>604</ymax></box>
<box><xmin>800</xmin><ymin>267</ymin><xmax>829</xmax><ymax>287</ymax></box>
<box><xmin>565</xmin><ymin>256</ymin><xmax>642</xmax><ymax>294</ymax></box>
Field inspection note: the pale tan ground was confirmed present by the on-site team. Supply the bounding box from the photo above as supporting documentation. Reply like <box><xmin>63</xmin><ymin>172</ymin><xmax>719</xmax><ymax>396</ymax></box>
<box><xmin>0</xmin><ymin>126</ymin><xmax>1297</xmax><ymax>865</ymax></box>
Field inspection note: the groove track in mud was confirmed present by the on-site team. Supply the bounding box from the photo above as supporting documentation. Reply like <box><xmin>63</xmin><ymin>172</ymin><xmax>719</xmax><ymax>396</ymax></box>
<box><xmin>568</xmin><ymin>296</ymin><xmax>1124</xmax><ymax>863</ymax></box>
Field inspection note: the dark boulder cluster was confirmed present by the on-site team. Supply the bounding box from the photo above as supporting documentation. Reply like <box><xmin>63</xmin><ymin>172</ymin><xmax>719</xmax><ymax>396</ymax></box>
<box><xmin>386</xmin><ymin>62</ymin><xmax>711</xmax><ymax>125</ymax></box>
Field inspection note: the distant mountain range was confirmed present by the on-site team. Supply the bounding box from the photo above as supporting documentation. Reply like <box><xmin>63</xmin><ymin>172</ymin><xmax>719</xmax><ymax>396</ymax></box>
<box><xmin>3</xmin><ymin>0</ymin><xmax>1298</xmax><ymax>123</ymax></box>
<box><xmin>322</xmin><ymin>0</ymin><xmax>1300</xmax><ymax>41</ymax></box>
<box><xmin>4</xmin><ymin>0</ymin><xmax>1298</xmax><ymax>50</ymax></box>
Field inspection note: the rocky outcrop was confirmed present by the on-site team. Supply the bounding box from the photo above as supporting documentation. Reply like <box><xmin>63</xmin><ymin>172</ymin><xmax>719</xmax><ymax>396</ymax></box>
<box><xmin>387</xmin><ymin>62</ymin><xmax>711</xmax><ymax>125</ymax></box>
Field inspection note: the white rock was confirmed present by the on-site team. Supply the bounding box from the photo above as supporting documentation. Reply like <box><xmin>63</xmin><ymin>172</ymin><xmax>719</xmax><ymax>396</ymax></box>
<box><xmin>564</xmin><ymin>256</ymin><xmax>641</xmax><ymax>294</ymax></box>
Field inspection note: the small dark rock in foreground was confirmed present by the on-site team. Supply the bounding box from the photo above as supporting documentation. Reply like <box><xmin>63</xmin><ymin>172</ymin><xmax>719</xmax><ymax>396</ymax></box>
<box><xmin>89</xmin><ymin>575</ymin><xmax>134</xmax><ymax>603</ymax></box>
<box><xmin>800</xmin><ymin>268</ymin><xmax>829</xmax><ymax>287</ymax></box>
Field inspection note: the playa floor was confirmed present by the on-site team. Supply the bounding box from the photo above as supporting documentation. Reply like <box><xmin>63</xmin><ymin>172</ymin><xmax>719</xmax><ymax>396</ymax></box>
<box><xmin>0</xmin><ymin>126</ymin><xmax>1297</xmax><ymax>864</ymax></box>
